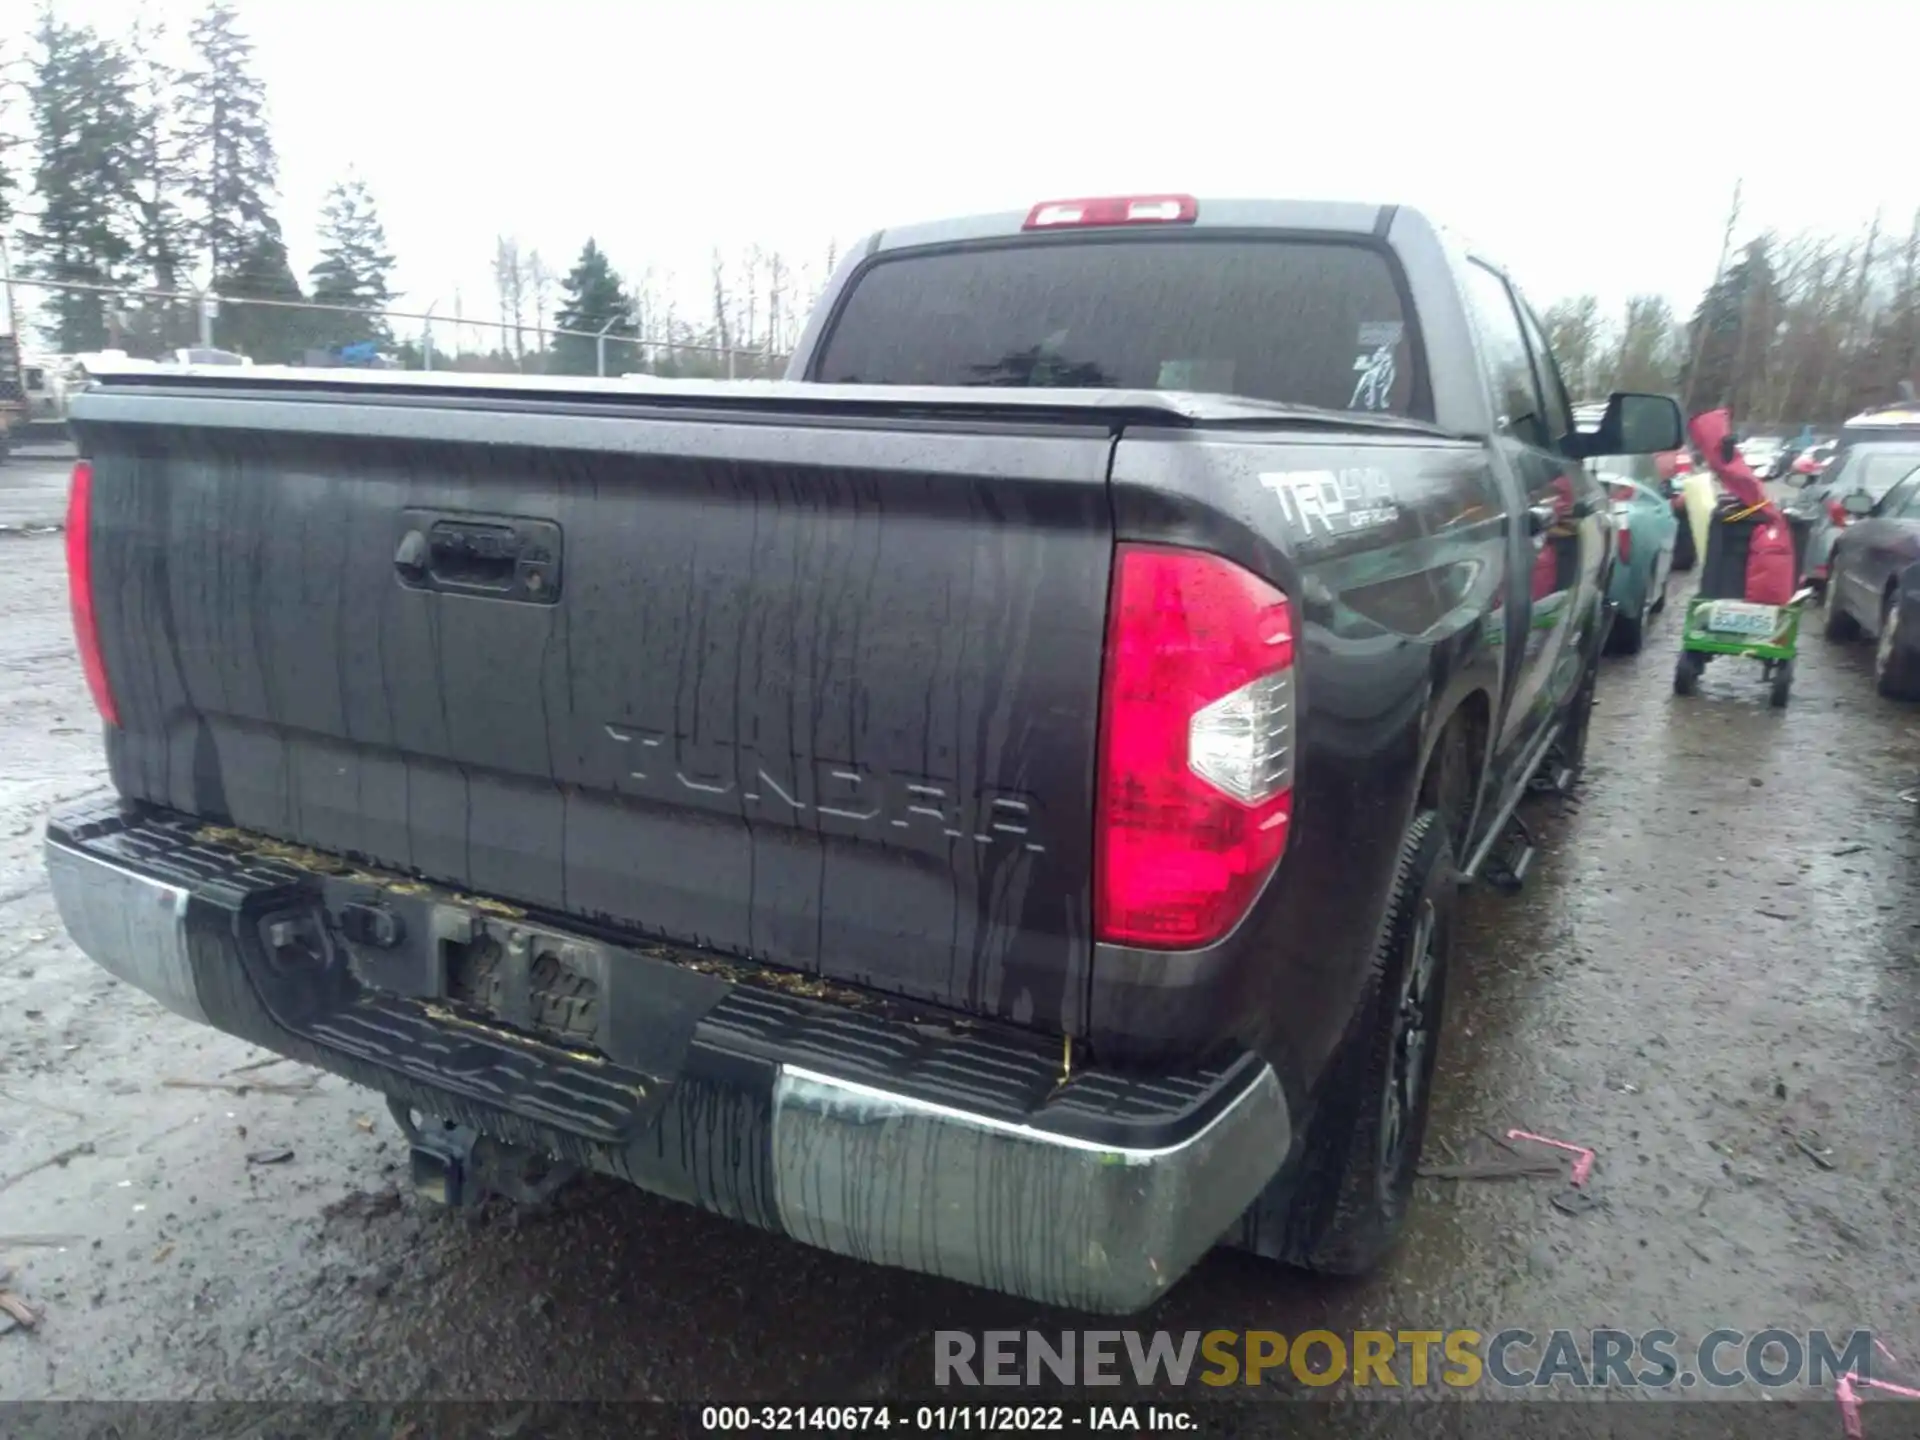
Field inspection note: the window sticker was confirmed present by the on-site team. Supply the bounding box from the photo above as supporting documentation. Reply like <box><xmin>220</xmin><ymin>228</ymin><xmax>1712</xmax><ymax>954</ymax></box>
<box><xmin>1350</xmin><ymin>343</ymin><xmax>1399</xmax><ymax>411</ymax></box>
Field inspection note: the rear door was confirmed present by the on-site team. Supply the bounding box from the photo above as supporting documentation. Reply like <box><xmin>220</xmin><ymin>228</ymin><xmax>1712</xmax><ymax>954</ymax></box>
<box><xmin>1844</xmin><ymin>470</ymin><xmax>1920</xmax><ymax>631</ymax></box>
<box><xmin>1458</xmin><ymin>261</ymin><xmax>1592</xmax><ymax>769</ymax></box>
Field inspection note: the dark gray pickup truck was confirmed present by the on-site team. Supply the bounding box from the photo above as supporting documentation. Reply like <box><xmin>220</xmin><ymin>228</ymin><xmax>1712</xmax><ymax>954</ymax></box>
<box><xmin>48</xmin><ymin>196</ymin><xmax>1679</xmax><ymax>1313</ymax></box>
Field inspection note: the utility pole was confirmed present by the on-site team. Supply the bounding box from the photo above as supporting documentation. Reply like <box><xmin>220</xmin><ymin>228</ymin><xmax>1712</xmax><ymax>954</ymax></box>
<box><xmin>1683</xmin><ymin>178</ymin><xmax>1742</xmax><ymax>417</ymax></box>
<box><xmin>0</xmin><ymin>237</ymin><xmax>19</xmax><ymax>340</ymax></box>
<box><xmin>596</xmin><ymin>316</ymin><xmax>620</xmax><ymax>377</ymax></box>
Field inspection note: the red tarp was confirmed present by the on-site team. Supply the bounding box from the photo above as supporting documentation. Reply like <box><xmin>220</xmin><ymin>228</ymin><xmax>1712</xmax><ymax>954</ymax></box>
<box><xmin>1688</xmin><ymin>408</ymin><xmax>1795</xmax><ymax>605</ymax></box>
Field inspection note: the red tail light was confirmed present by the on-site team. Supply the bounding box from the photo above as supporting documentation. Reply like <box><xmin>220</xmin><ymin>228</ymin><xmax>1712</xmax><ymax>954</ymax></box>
<box><xmin>65</xmin><ymin>460</ymin><xmax>119</xmax><ymax>727</ymax></box>
<box><xmin>1827</xmin><ymin>498</ymin><xmax>1849</xmax><ymax>528</ymax></box>
<box><xmin>1617</xmin><ymin>525</ymin><xmax>1633</xmax><ymax>563</ymax></box>
<box><xmin>1674</xmin><ymin>454</ymin><xmax>1692</xmax><ymax>474</ymax></box>
<box><xmin>1023</xmin><ymin>194</ymin><xmax>1199</xmax><ymax>230</ymax></box>
<box><xmin>1095</xmin><ymin>544</ymin><xmax>1294</xmax><ymax>950</ymax></box>
<box><xmin>1609</xmin><ymin>482</ymin><xmax>1637</xmax><ymax>503</ymax></box>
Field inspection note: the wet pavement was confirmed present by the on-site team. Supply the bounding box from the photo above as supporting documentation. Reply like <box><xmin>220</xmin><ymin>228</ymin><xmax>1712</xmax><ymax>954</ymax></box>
<box><xmin>0</xmin><ymin>444</ymin><xmax>77</xmax><ymax>532</ymax></box>
<box><xmin>3</xmin><ymin>518</ymin><xmax>1920</xmax><ymax>1411</ymax></box>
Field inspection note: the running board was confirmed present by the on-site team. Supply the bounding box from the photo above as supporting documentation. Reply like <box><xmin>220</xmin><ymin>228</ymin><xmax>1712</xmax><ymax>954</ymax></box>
<box><xmin>1529</xmin><ymin>763</ymin><xmax>1575</xmax><ymax>797</ymax></box>
<box><xmin>1480</xmin><ymin>813</ymin><xmax>1536</xmax><ymax>895</ymax></box>
<box><xmin>1458</xmin><ymin>721</ymin><xmax>1561</xmax><ymax>889</ymax></box>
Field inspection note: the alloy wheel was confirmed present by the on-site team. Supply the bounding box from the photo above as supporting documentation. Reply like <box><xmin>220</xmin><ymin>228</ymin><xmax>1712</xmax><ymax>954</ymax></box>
<box><xmin>1382</xmin><ymin>898</ymin><xmax>1439</xmax><ymax>1179</ymax></box>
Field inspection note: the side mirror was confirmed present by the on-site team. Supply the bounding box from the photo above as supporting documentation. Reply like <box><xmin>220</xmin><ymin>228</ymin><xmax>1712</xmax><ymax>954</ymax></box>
<box><xmin>1567</xmin><ymin>392</ymin><xmax>1685</xmax><ymax>458</ymax></box>
<box><xmin>1843</xmin><ymin>491</ymin><xmax>1876</xmax><ymax>517</ymax></box>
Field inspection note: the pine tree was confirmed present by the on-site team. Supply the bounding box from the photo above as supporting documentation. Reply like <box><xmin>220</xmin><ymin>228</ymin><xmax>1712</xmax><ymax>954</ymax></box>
<box><xmin>1682</xmin><ymin>239</ymin><xmax>1781</xmax><ymax>419</ymax></box>
<box><xmin>218</xmin><ymin>234</ymin><xmax>307</xmax><ymax>363</ymax></box>
<box><xmin>550</xmin><ymin>239</ymin><xmax>633</xmax><ymax>376</ymax></box>
<box><xmin>123</xmin><ymin>13</ymin><xmax>195</xmax><ymax>351</ymax></box>
<box><xmin>22</xmin><ymin>13</ymin><xmax>143</xmax><ymax>352</ymax></box>
<box><xmin>308</xmin><ymin>177</ymin><xmax>396</xmax><ymax>347</ymax></box>
<box><xmin>0</xmin><ymin>40</ymin><xmax>21</xmax><ymax>236</ymax></box>
<box><xmin>180</xmin><ymin>0</ymin><xmax>279</xmax><ymax>281</ymax></box>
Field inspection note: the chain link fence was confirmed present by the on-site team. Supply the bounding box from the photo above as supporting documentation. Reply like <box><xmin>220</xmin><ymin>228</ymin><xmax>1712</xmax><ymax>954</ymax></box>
<box><xmin>2</xmin><ymin>275</ymin><xmax>791</xmax><ymax>381</ymax></box>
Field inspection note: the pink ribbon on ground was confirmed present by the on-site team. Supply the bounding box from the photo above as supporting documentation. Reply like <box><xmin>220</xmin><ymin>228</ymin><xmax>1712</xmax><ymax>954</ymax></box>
<box><xmin>1505</xmin><ymin>1129</ymin><xmax>1595</xmax><ymax>1186</ymax></box>
<box><xmin>1836</xmin><ymin>1367</ymin><xmax>1920</xmax><ymax>1435</ymax></box>
<box><xmin>1837</xmin><ymin>1374</ymin><xmax>1864</xmax><ymax>1438</ymax></box>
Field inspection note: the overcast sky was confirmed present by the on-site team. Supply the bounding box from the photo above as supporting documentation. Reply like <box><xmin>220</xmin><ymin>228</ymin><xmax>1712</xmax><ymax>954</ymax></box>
<box><xmin>7</xmin><ymin>0</ymin><xmax>1917</xmax><ymax>346</ymax></box>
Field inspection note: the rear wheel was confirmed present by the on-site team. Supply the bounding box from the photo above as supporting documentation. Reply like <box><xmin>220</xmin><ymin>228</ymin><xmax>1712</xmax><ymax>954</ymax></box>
<box><xmin>1770</xmin><ymin>658</ymin><xmax>1794</xmax><ymax>708</ymax></box>
<box><xmin>1674</xmin><ymin>650</ymin><xmax>1703</xmax><ymax>696</ymax></box>
<box><xmin>1825</xmin><ymin>585</ymin><xmax>1862</xmax><ymax>641</ymax></box>
<box><xmin>1279</xmin><ymin>812</ymin><xmax>1455</xmax><ymax>1275</ymax></box>
<box><xmin>1609</xmin><ymin>580</ymin><xmax>1653</xmax><ymax>655</ymax></box>
<box><xmin>1876</xmin><ymin>594</ymin><xmax>1920</xmax><ymax>700</ymax></box>
<box><xmin>1671</xmin><ymin>513</ymin><xmax>1696</xmax><ymax>571</ymax></box>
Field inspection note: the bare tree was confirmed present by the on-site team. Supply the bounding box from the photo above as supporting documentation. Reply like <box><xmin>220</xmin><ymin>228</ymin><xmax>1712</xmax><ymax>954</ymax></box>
<box><xmin>492</xmin><ymin>234</ymin><xmax>526</xmax><ymax>363</ymax></box>
<box><xmin>710</xmin><ymin>247</ymin><xmax>733</xmax><ymax>371</ymax></box>
<box><xmin>1613</xmin><ymin>295</ymin><xmax>1681</xmax><ymax>393</ymax></box>
<box><xmin>1542</xmin><ymin>295</ymin><xmax>1605</xmax><ymax>400</ymax></box>
<box><xmin>526</xmin><ymin>248</ymin><xmax>553</xmax><ymax>360</ymax></box>
<box><xmin>742</xmin><ymin>243</ymin><xmax>761</xmax><ymax>358</ymax></box>
<box><xmin>766</xmin><ymin>249</ymin><xmax>787</xmax><ymax>358</ymax></box>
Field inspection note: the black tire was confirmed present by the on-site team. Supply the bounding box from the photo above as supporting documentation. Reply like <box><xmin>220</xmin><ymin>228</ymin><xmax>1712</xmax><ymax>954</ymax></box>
<box><xmin>1609</xmin><ymin>583</ymin><xmax>1651</xmax><ymax>656</ymax></box>
<box><xmin>1674</xmin><ymin>651</ymin><xmax>1702</xmax><ymax>696</ymax></box>
<box><xmin>1770</xmin><ymin>658</ymin><xmax>1794</xmax><ymax>708</ymax></box>
<box><xmin>1554</xmin><ymin>653</ymin><xmax>1599</xmax><ymax>790</ymax></box>
<box><xmin>1279</xmin><ymin>812</ymin><xmax>1455</xmax><ymax>1275</ymax></box>
<box><xmin>1825</xmin><ymin>587</ymin><xmax>1862</xmax><ymax>641</ymax></box>
<box><xmin>1671</xmin><ymin>515</ymin><xmax>1696</xmax><ymax>572</ymax></box>
<box><xmin>1876</xmin><ymin>594</ymin><xmax>1920</xmax><ymax>700</ymax></box>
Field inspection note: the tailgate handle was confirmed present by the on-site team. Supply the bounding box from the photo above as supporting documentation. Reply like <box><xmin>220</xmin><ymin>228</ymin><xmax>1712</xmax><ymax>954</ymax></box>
<box><xmin>424</xmin><ymin>522</ymin><xmax>521</xmax><ymax>588</ymax></box>
<box><xmin>393</xmin><ymin>512</ymin><xmax>563</xmax><ymax>603</ymax></box>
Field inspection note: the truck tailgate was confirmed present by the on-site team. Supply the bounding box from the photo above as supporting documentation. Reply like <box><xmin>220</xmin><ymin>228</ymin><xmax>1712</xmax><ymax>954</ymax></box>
<box><xmin>74</xmin><ymin>386</ymin><xmax>1116</xmax><ymax>1033</ymax></box>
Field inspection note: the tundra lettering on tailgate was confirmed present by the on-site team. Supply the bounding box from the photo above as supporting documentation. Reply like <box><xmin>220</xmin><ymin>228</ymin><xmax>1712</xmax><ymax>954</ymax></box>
<box><xmin>604</xmin><ymin>723</ymin><xmax>1045</xmax><ymax>853</ymax></box>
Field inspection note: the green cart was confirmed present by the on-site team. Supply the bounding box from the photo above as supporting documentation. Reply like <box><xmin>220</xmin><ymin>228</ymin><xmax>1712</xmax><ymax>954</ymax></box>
<box><xmin>1672</xmin><ymin>589</ymin><xmax>1815</xmax><ymax>707</ymax></box>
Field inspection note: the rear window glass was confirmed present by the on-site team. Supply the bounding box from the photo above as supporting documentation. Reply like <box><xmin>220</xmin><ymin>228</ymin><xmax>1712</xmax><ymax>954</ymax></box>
<box><xmin>814</xmin><ymin>237</ymin><xmax>1426</xmax><ymax>419</ymax></box>
<box><xmin>1830</xmin><ymin>445</ymin><xmax>1920</xmax><ymax>500</ymax></box>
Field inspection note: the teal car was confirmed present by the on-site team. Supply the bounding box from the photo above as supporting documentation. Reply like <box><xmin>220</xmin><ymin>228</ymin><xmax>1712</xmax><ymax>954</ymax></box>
<box><xmin>1591</xmin><ymin>452</ymin><xmax>1679</xmax><ymax>654</ymax></box>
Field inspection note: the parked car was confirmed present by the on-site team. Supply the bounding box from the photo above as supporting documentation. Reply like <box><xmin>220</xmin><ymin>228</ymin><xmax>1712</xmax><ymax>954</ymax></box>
<box><xmin>1840</xmin><ymin>403</ymin><xmax>1920</xmax><ymax>449</ymax></box>
<box><xmin>1591</xmin><ymin>452</ymin><xmax>1679</xmax><ymax>653</ymax></box>
<box><xmin>162</xmin><ymin>347</ymin><xmax>252</xmax><ymax>366</ymax></box>
<box><xmin>1790</xmin><ymin>439</ymin><xmax>1837</xmax><ymax>479</ymax></box>
<box><xmin>1740</xmin><ymin>436</ymin><xmax>1785</xmax><ymax>476</ymax></box>
<box><xmin>1823</xmin><ymin>464</ymin><xmax>1920</xmax><ymax>698</ymax></box>
<box><xmin>49</xmin><ymin>195</ymin><xmax>1680</xmax><ymax>1313</ymax></box>
<box><xmin>1790</xmin><ymin>440</ymin><xmax>1920</xmax><ymax>592</ymax></box>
